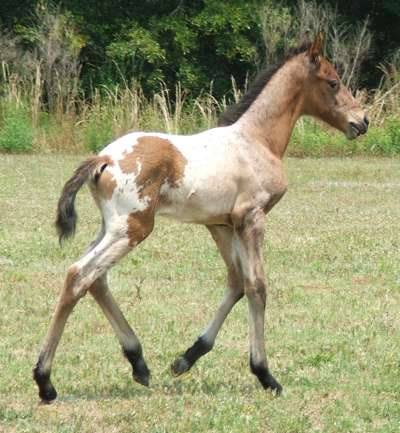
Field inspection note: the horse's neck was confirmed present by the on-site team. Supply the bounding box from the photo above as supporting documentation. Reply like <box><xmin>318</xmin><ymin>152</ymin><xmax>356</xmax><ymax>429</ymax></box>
<box><xmin>236</xmin><ymin>58</ymin><xmax>306</xmax><ymax>159</ymax></box>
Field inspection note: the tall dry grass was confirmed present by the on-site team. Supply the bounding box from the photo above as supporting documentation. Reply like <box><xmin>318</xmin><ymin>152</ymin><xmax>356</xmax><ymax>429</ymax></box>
<box><xmin>1</xmin><ymin>57</ymin><xmax>399</xmax><ymax>155</ymax></box>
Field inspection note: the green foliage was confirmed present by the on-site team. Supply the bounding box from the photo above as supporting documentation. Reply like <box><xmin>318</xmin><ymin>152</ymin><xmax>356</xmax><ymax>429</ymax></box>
<box><xmin>1</xmin><ymin>0</ymin><xmax>400</xmax><ymax>94</ymax></box>
<box><xmin>290</xmin><ymin>117</ymin><xmax>400</xmax><ymax>157</ymax></box>
<box><xmin>81</xmin><ymin>108</ymin><xmax>115</xmax><ymax>153</ymax></box>
<box><xmin>14</xmin><ymin>4</ymin><xmax>85</xmax><ymax>55</ymax></box>
<box><xmin>384</xmin><ymin>117</ymin><xmax>400</xmax><ymax>153</ymax></box>
<box><xmin>260</xmin><ymin>0</ymin><xmax>295</xmax><ymax>64</ymax></box>
<box><xmin>106</xmin><ymin>22</ymin><xmax>166</xmax><ymax>66</ymax></box>
<box><xmin>363</xmin><ymin>117</ymin><xmax>400</xmax><ymax>155</ymax></box>
<box><xmin>291</xmin><ymin>118</ymin><xmax>351</xmax><ymax>157</ymax></box>
<box><xmin>0</xmin><ymin>103</ymin><xmax>33</xmax><ymax>152</ymax></box>
<box><xmin>102</xmin><ymin>0</ymin><xmax>259</xmax><ymax>96</ymax></box>
<box><xmin>193</xmin><ymin>0</ymin><xmax>257</xmax><ymax>61</ymax></box>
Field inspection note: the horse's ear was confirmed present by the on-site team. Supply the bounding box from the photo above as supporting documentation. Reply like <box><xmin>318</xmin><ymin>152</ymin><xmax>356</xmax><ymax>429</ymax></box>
<box><xmin>307</xmin><ymin>32</ymin><xmax>324</xmax><ymax>66</ymax></box>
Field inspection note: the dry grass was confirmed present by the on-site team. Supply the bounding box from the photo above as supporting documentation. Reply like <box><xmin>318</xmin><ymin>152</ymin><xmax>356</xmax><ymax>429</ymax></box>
<box><xmin>1</xmin><ymin>61</ymin><xmax>400</xmax><ymax>156</ymax></box>
<box><xmin>0</xmin><ymin>155</ymin><xmax>399</xmax><ymax>432</ymax></box>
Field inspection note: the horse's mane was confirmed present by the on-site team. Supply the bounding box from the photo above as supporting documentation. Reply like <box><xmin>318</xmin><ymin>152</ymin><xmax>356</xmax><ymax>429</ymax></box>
<box><xmin>218</xmin><ymin>42</ymin><xmax>312</xmax><ymax>126</ymax></box>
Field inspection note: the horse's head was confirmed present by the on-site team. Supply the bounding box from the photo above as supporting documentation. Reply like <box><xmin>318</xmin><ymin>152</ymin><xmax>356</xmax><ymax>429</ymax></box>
<box><xmin>302</xmin><ymin>33</ymin><xmax>369</xmax><ymax>139</ymax></box>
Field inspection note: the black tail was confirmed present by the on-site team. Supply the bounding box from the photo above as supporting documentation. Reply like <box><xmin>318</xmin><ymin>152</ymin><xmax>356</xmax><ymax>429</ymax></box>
<box><xmin>56</xmin><ymin>156</ymin><xmax>105</xmax><ymax>244</ymax></box>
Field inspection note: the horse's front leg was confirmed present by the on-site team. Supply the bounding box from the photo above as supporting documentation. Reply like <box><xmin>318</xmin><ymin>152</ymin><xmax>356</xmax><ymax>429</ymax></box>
<box><xmin>171</xmin><ymin>225</ymin><xmax>244</xmax><ymax>377</ymax></box>
<box><xmin>233</xmin><ymin>208</ymin><xmax>282</xmax><ymax>394</ymax></box>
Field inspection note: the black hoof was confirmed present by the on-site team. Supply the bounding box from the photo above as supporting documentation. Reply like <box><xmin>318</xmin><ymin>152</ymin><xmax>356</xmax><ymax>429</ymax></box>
<box><xmin>260</xmin><ymin>373</ymin><xmax>283</xmax><ymax>395</ymax></box>
<box><xmin>132</xmin><ymin>358</ymin><xmax>150</xmax><ymax>387</ymax></box>
<box><xmin>133</xmin><ymin>373</ymin><xmax>150</xmax><ymax>387</ymax></box>
<box><xmin>123</xmin><ymin>348</ymin><xmax>150</xmax><ymax>387</ymax></box>
<box><xmin>170</xmin><ymin>356</ymin><xmax>190</xmax><ymax>377</ymax></box>
<box><xmin>33</xmin><ymin>366</ymin><xmax>58</xmax><ymax>403</ymax></box>
<box><xmin>39</xmin><ymin>386</ymin><xmax>58</xmax><ymax>403</ymax></box>
<box><xmin>250</xmin><ymin>359</ymin><xmax>282</xmax><ymax>395</ymax></box>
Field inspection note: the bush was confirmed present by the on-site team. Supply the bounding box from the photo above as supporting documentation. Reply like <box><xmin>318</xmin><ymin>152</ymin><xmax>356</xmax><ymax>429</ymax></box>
<box><xmin>0</xmin><ymin>104</ymin><xmax>33</xmax><ymax>152</ymax></box>
<box><xmin>363</xmin><ymin>117</ymin><xmax>400</xmax><ymax>155</ymax></box>
<box><xmin>290</xmin><ymin>118</ymin><xmax>348</xmax><ymax>157</ymax></box>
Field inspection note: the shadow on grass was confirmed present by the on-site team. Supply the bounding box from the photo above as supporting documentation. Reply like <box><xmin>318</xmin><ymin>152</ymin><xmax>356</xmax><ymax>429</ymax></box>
<box><xmin>60</xmin><ymin>382</ymin><xmax>151</xmax><ymax>402</ymax></box>
<box><xmin>54</xmin><ymin>375</ymin><xmax>277</xmax><ymax>403</ymax></box>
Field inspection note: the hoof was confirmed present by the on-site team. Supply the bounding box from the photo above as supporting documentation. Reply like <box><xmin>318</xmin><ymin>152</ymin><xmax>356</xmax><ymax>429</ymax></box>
<box><xmin>39</xmin><ymin>386</ymin><xmax>58</xmax><ymax>404</ymax></box>
<box><xmin>261</xmin><ymin>374</ymin><xmax>283</xmax><ymax>395</ymax></box>
<box><xmin>170</xmin><ymin>356</ymin><xmax>190</xmax><ymax>377</ymax></box>
<box><xmin>132</xmin><ymin>358</ymin><xmax>150</xmax><ymax>387</ymax></box>
<box><xmin>250</xmin><ymin>359</ymin><xmax>282</xmax><ymax>395</ymax></box>
<box><xmin>133</xmin><ymin>372</ymin><xmax>150</xmax><ymax>387</ymax></box>
<box><xmin>33</xmin><ymin>365</ymin><xmax>58</xmax><ymax>403</ymax></box>
<box><xmin>123</xmin><ymin>348</ymin><xmax>150</xmax><ymax>387</ymax></box>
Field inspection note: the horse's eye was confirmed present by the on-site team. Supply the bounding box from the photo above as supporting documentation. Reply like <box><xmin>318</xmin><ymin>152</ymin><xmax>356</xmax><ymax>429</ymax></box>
<box><xmin>328</xmin><ymin>79</ymin><xmax>339</xmax><ymax>90</ymax></box>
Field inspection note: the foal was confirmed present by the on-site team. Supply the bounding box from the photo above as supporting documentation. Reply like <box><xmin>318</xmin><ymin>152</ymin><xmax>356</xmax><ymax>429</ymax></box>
<box><xmin>34</xmin><ymin>34</ymin><xmax>368</xmax><ymax>402</ymax></box>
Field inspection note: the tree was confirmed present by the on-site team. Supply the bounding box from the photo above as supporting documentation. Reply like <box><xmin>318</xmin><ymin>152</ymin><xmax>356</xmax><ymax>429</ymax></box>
<box><xmin>1</xmin><ymin>0</ymin><xmax>399</xmax><ymax>97</ymax></box>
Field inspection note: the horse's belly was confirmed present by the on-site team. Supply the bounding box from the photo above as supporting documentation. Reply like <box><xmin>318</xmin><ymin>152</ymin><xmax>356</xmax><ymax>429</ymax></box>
<box><xmin>157</xmin><ymin>184</ymin><xmax>236</xmax><ymax>224</ymax></box>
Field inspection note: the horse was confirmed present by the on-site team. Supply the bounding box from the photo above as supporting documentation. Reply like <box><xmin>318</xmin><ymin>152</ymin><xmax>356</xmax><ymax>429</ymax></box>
<box><xmin>33</xmin><ymin>33</ymin><xmax>368</xmax><ymax>402</ymax></box>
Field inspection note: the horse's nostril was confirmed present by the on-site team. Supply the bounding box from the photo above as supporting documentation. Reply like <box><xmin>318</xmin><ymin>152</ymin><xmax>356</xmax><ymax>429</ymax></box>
<box><xmin>364</xmin><ymin>116</ymin><xmax>369</xmax><ymax>127</ymax></box>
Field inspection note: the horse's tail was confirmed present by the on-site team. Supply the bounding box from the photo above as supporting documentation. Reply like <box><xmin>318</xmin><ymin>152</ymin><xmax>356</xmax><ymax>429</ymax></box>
<box><xmin>56</xmin><ymin>156</ymin><xmax>107</xmax><ymax>244</ymax></box>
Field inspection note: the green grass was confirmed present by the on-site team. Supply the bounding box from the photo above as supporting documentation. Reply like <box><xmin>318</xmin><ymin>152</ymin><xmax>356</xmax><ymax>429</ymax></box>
<box><xmin>0</xmin><ymin>155</ymin><xmax>399</xmax><ymax>433</ymax></box>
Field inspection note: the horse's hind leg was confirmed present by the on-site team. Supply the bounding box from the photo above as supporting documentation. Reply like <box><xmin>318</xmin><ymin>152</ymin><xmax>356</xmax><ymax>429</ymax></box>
<box><xmin>33</xmin><ymin>231</ymin><xmax>135</xmax><ymax>402</ymax></box>
<box><xmin>89</xmin><ymin>275</ymin><xmax>149</xmax><ymax>386</ymax></box>
<box><xmin>171</xmin><ymin>225</ymin><xmax>244</xmax><ymax>376</ymax></box>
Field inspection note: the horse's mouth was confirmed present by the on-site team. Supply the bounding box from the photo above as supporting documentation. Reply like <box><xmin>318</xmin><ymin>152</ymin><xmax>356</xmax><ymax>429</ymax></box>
<box><xmin>348</xmin><ymin>121</ymin><xmax>367</xmax><ymax>139</ymax></box>
<box><xmin>350</xmin><ymin>122</ymin><xmax>362</xmax><ymax>137</ymax></box>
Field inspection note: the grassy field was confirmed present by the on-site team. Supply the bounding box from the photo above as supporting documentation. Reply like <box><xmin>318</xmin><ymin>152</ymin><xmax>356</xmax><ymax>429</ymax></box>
<box><xmin>0</xmin><ymin>155</ymin><xmax>399</xmax><ymax>433</ymax></box>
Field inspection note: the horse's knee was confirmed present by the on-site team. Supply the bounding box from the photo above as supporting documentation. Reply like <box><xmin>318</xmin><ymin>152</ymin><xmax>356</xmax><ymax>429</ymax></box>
<box><xmin>63</xmin><ymin>265</ymin><xmax>87</xmax><ymax>303</ymax></box>
<box><xmin>245</xmin><ymin>277</ymin><xmax>267</xmax><ymax>306</ymax></box>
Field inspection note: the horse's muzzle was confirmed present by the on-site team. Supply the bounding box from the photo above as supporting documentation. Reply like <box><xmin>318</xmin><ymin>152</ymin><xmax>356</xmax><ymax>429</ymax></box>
<box><xmin>349</xmin><ymin>117</ymin><xmax>369</xmax><ymax>137</ymax></box>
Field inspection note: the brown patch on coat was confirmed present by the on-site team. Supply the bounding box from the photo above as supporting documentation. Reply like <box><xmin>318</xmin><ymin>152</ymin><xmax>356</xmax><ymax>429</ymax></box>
<box><xmin>97</xmin><ymin>170</ymin><xmax>117</xmax><ymax>200</ymax></box>
<box><xmin>95</xmin><ymin>156</ymin><xmax>117</xmax><ymax>200</ymax></box>
<box><xmin>119</xmin><ymin>136</ymin><xmax>186</xmax><ymax>188</ymax></box>
<box><xmin>126</xmin><ymin>208</ymin><xmax>155</xmax><ymax>247</ymax></box>
<box><xmin>119</xmin><ymin>136</ymin><xmax>187</xmax><ymax>246</ymax></box>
